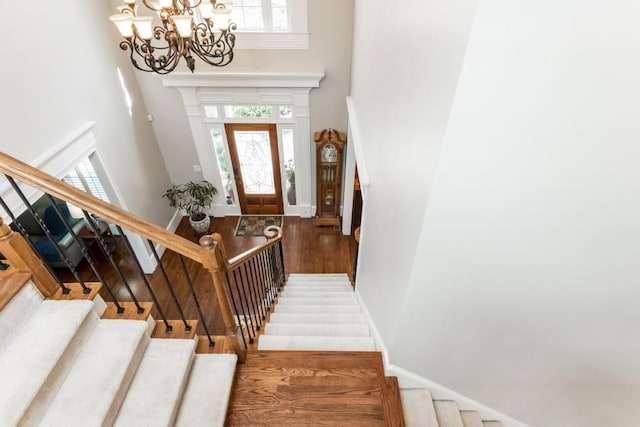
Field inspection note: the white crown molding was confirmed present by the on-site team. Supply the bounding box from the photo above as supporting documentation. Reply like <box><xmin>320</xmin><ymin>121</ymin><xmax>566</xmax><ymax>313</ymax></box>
<box><xmin>159</xmin><ymin>71</ymin><xmax>325</xmax><ymax>89</ymax></box>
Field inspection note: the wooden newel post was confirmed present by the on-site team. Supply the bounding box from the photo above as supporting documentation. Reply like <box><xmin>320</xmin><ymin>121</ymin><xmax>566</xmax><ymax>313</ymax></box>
<box><xmin>0</xmin><ymin>218</ymin><xmax>59</xmax><ymax>297</ymax></box>
<box><xmin>199</xmin><ymin>234</ymin><xmax>247</xmax><ymax>363</ymax></box>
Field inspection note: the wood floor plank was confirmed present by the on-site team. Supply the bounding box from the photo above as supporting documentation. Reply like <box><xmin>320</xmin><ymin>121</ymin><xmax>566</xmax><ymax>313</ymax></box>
<box><xmin>381</xmin><ymin>376</ymin><xmax>405</xmax><ymax>427</ymax></box>
<box><xmin>227</xmin><ymin>351</ymin><xmax>394</xmax><ymax>426</ymax></box>
<box><xmin>151</xmin><ymin>319</ymin><xmax>198</xmax><ymax>339</ymax></box>
<box><xmin>52</xmin><ymin>282</ymin><xmax>102</xmax><ymax>301</ymax></box>
<box><xmin>100</xmin><ymin>301</ymin><xmax>153</xmax><ymax>320</ymax></box>
<box><xmin>195</xmin><ymin>335</ymin><xmax>234</xmax><ymax>354</ymax></box>
<box><xmin>244</xmin><ymin>350</ymin><xmax>384</xmax><ymax>370</ymax></box>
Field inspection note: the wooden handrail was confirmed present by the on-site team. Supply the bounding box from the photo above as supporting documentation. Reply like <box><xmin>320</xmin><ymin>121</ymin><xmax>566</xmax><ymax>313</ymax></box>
<box><xmin>226</xmin><ymin>226</ymin><xmax>283</xmax><ymax>269</ymax></box>
<box><xmin>0</xmin><ymin>152</ymin><xmax>206</xmax><ymax>264</ymax></box>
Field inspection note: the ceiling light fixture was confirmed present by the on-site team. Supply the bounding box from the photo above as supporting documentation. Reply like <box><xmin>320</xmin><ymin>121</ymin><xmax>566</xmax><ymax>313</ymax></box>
<box><xmin>109</xmin><ymin>0</ymin><xmax>236</xmax><ymax>74</ymax></box>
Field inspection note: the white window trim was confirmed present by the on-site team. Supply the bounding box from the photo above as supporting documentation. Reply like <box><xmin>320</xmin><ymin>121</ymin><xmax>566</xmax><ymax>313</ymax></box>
<box><xmin>232</xmin><ymin>0</ymin><xmax>308</xmax><ymax>50</ymax></box>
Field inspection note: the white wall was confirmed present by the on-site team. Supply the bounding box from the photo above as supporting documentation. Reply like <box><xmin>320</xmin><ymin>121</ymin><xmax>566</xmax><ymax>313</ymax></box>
<box><xmin>349</xmin><ymin>0</ymin><xmax>478</xmax><ymax>353</ymax></box>
<box><xmin>131</xmin><ymin>0</ymin><xmax>354</xmax><ymax>190</ymax></box>
<box><xmin>354</xmin><ymin>1</ymin><xmax>640</xmax><ymax>426</ymax></box>
<box><xmin>0</xmin><ymin>0</ymin><xmax>174</xmax><ymax>227</ymax></box>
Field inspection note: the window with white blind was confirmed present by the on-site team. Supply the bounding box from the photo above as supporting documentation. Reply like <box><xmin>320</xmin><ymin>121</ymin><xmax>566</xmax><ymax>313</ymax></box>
<box><xmin>63</xmin><ymin>158</ymin><xmax>110</xmax><ymax>202</ymax></box>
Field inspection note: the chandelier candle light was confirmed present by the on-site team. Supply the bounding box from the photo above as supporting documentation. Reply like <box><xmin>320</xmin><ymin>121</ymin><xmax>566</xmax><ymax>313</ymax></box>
<box><xmin>109</xmin><ymin>0</ymin><xmax>236</xmax><ymax>74</ymax></box>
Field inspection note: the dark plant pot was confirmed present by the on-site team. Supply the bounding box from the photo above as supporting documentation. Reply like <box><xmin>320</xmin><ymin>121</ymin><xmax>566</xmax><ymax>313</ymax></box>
<box><xmin>189</xmin><ymin>213</ymin><xmax>210</xmax><ymax>235</ymax></box>
<box><xmin>287</xmin><ymin>182</ymin><xmax>296</xmax><ymax>205</ymax></box>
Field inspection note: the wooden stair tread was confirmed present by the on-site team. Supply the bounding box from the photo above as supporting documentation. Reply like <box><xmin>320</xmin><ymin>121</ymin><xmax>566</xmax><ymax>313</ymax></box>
<box><xmin>195</xmin><ymin>335</ymin><xmax>234</xmax><ymax>354</ymax></box>
<box><xmin>227</xmin><ymin>350</ymin><xmax>395</xmax><ymax>426</ymax></box>
<box><xmin>381</xmin><ymin>376</ymin><xmax>405</xmax><ymax>427</ymax></box>
<box><xmin>245</xmin><ymin>350</ymin><xmax>384</xmax><ymax>370</ymax></box>
<box><xmin>52</xmin><ymin>282</ymin><xmax>102</xmax><ymax>301</ymax></box>
<box><xmin>0</xmin><ymin>270</ymin><xmax>31</xmax><ymax>311</ymax></box>
<box><xmin>151</xmin><ymin>319</ymin><xmax>198</xmax><ymax>339</ymax></box>
<box><xmin>101</xmin><ymin>301</ymin><xmax>153</xmax><ymax>320</ymax></box>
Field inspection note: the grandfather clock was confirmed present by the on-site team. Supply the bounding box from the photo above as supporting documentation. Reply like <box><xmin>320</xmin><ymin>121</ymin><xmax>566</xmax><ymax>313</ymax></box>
<box><xmin>314</xmin><ymin>128</ymin><xmax>345</xmax><ymax>228</ymax></box>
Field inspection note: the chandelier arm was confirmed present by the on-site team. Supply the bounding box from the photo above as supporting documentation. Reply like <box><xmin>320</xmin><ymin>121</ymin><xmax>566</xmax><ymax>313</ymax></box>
<box><xmin>189</xmin><ymin>22</ymin><xmax>235</xmax><ymax>66</ymax></box>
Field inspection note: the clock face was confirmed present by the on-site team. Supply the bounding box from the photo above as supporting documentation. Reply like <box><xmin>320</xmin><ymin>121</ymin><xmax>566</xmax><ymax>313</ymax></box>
<box><xmin>321</xmin><ymin>144</ymin><xmax>337</xmax><ymax>163</ymax></box>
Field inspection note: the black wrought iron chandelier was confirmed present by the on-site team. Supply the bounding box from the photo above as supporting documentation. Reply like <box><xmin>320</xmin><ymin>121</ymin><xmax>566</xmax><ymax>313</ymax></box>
<box><xmin>109</xmin><ymin>0</ymin><xmax>236</xmax><ymax>74</ymax></box>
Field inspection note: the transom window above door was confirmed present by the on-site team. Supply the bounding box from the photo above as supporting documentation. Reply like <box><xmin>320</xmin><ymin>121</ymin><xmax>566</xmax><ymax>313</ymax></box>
<box><xmin>229</xmin><ymin>0</ymin><xmax>289</xmax><ymax>32</ymax></box>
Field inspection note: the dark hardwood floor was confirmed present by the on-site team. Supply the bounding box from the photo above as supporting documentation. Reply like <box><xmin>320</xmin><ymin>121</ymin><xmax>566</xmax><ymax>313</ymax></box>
<box><xmin>54</xmin><ymin>216</ymin><xmax>357</xmax><ymax>337</ymax></box>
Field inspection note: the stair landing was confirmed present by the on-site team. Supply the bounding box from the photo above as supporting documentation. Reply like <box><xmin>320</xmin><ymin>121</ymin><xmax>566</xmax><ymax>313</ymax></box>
<box><xmin>226</xmin><ymin>350</ymin><xmax>404</xmax><ymax>426</ymax></box>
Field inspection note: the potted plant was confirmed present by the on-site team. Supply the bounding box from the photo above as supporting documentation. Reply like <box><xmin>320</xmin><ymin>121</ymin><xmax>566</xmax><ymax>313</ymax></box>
<box><xmin>162</xmin><ymin>180</ymin><xmax>218</xmax><ymax>235</ymax></box>
<box><xmin>284</xmin><ymin>159</ymin><xmax>296</xmax><ymax>205</ymax></box>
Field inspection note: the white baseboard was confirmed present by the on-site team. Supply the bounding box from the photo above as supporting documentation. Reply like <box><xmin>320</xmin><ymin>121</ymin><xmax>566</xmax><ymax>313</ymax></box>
<box><xmin>166</xmin><ymin>209</ymin><xmax>183</xmax><ymax>234</ymax></box>
<box><xmin>353</xmin><ymin>289</ymin><xmax>530</xmax><ymax>427</ymax></box>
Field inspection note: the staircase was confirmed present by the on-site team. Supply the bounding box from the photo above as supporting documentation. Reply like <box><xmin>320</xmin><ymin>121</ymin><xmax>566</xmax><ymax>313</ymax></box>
<box><xmin>258</xmin><ymin>273</ymin><xmax>376</xmax><ymax>351</ymax></box>
<box><xmin>256</xmin><ymin>273</ymin><xmax>506</xmax><ymax>427</ymax></box>
<box><xmin>0</xmin><ymin>270</ymin><xmax>237</xmax><ymax>426</ymax></box>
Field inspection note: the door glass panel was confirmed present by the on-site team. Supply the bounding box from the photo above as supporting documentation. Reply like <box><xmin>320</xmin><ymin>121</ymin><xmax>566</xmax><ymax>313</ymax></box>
<box><xmin>279</xmin><ymin>106</ymin><xmax>293</xmax><ymax>119</ymax></box>
<box><xmin>224</xmin><ymin>105</ymin><xmax>273</xmax><ymax>118</ymax></box>
<box><xmin>282</xmin><ymin>128</ymin><xmax>296</xmax><ymax>205</ymax></box>
<box><xmin>234</xmin><ymin>130</ymin><xmax>275</xmax><ymax>194</ymax></box>
<box><xmin>211</xmin><ymin>128</ymin><xmax>236</xmax><ymax>205</ymax></box>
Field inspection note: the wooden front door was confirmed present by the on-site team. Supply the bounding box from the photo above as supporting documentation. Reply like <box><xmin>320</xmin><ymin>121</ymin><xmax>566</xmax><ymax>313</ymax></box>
<box><xmin>225</xmin><ymin>123</ymin><xmax>284</xmax><ymax>214</ymax></box>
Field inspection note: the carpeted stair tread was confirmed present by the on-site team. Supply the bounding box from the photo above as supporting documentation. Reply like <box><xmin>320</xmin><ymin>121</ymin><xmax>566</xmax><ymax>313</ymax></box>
<box><xmin>434</xmin><ymin>400</ymin><xmax>465</xmax><ymax>427</ymax></box>
<box><xmin>461</xmin><ymin>410</ymin><xmax>484</xmax><ymax>427</ymax></box>
<box><xmin>279</xmin><ymin>290</ymin><xmax>355</xmax><ymax>298</ymax></box>
<box><xmin>114</xmin><ymin>338</ymin><xmax>196</xmax><ymax>427</ymax></box>
<box><xmin>0</xmin><ymin>300</ymin><xmax>97</xmax><ymax>426</ymax></box>
<box><xmin>258</xmin><ymin>335</ymin><xmax>376</xmax><ymax>351</ymax></box>
<box><xmin>269</xmin><ymin>312</ymin><xmax>366</xmax><ymax>324</ymax></box>
<box><xmin>274</xmin><ymin>304</ymin><xmax>361</xmax><ymax>314</ymax></box>
<box><xmin>0</xmin><ymin>280</ymin><xmax>43</xmax><ymax>352</ymax></box>
<box><xmin>288</xmin><ymin>273</ymin><xmax>350</xmax><ymax>279</ymax></box>
<box><xmin>264</xmin><ymin>323</ymin><xmax>370</xmax><ymax>337</ymax></box>
<box><xmin>174</xmin><ymin>353</ymin><xmax>238</xmax><ymax>427</ymax></box>
<box><xmin>283</xmin><ymin>284</ymin><xmax>354</xmax><ymax>291</ymax></box>
<box><xmin>276</xmin><ymin>296</ymin><xmax>357</xmax><ymax>306</ymax></box>
<box><xmin>401</xmin><ymin>389</ymin><xmax>439</xmax><ymax>427</ymax></box>
<box><xmin>286</xmin><ymin>279</ymin><xmax>352</xmax><ymax>285</ymax></box>
<box><xmin>40</xmin><ymin>319</ymin><xmax>149</xmax><ymax>427</ymax></box>
<box><xmin>482</xmin><ymin>421</ymin><xmax>504</xmax><ymax>427</ymax></box>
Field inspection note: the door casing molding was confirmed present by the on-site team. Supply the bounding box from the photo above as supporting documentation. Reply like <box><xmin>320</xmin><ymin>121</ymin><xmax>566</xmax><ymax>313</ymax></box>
<box><xmin>161</xmin><ymin>71</ymin><xmax>324</xmax><ymax>217</ymax></box>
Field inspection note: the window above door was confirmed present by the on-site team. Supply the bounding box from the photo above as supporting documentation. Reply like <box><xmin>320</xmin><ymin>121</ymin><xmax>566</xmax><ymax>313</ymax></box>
<box><xmin>226</xmin><ymin>0</ymin><xmax>309</xmax><ymax>49</ymax></box>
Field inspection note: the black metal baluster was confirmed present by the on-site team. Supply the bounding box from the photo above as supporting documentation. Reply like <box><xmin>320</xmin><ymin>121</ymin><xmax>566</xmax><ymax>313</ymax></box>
<box><xmin>178</xmin><ymin>254</ymin><xmax>215</xmax><ymax>346</ymax></box>
<box><xmin>116</xmin><ymin>225</ymin><xmax>171</xmax><ymax>331</ymax></box>
<box><xmin>232</xmin><ymin>268</ymin><xmax>255</xmax><ymax>343</ymax></box>
<box><xmin>258</xmin><ymin>250</ymin><xmax>276</xmax><ymax>309</ymax></box>
<box><xmin>85</xmin><ymin>214</ymin><xmax>143</xmax><ymax>314</ymax></box>
<box><xmin>276</xmin><ymin>240</ymin><xmax>286</xmax><ymax>288</ymax></box>
<box><xmin>224</xmin><ymin>271</ymin><xmax>247</xmax><ymax>349</ymax></box>
<box><xmin>147</xmin><ymin>240</ymin><xmax>190</xmax><ymax>330</ymax></box>
<box><xmin>242</xmin><ymin>263</ymin><xmax>262</xmax><ymax>330</ymax></box>
<box><xmin>248</xmin><ymin>258</ymin><xmax>266</xmax><ymax>321</ymax></box>
<box><xmin>0</xmin><ymin>194</ymin><xmax>66</xmax><ymax>290</ymax></box>
<box><xmin>255</xmin><ymin>252</ymin><xmax>270</xmax><ymax>313</ymax></box>
<box><xmin>43</xmin><ymin>200</ymin><xmax>126</xmax><ymax>311</ymax></box>
<box><xmin>6</xmin><ymin>178</ymin><xmax>87</xmax><ymax>293</ymax></box>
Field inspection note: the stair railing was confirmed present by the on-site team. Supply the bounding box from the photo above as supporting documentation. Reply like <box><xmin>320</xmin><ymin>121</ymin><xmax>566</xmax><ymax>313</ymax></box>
<box><xmin>0</xmin><ymin>152</ymin><xmax>282</xmax><ymax>362</ymax></box>
<box><xmin>200</xmin><ymin>226</ymin><xmax>285</xmax><ymax>348</ymax></box>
